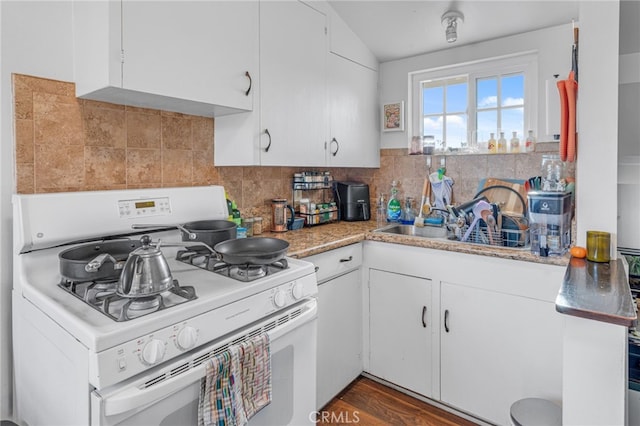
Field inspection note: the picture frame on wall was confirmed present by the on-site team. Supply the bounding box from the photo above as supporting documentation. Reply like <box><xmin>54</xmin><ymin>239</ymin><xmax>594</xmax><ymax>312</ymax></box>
<box><xmin>382</xmin><ymin>101</ymin><xmax>404</xmax><ymax>132</ymax></box>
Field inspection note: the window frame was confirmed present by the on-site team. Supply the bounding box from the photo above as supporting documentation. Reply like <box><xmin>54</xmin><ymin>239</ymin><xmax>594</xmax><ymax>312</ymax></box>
<box><xmin>409</xmin><ymin>51</ymin><xmax>538</xmax><ymax>152</ymax></box>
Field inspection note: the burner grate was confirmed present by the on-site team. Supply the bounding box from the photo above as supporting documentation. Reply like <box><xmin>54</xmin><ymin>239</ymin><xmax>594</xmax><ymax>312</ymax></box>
<box><xmin>176</xmin><ymin>249</ymin><xmax>288</xmax><ymax>282</ymax></box>
<box><xmin>59</xmin><ymin>278</ymin><xmax>197</xmax><ymax>322</ymax></box>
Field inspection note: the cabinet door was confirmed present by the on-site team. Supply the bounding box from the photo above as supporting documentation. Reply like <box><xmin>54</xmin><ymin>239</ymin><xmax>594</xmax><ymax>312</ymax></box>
<box><xmin>122</xmin><ymin>1</ymin><xmax>257</xmax><ymax>111</ymax></box>
<box><xmin>369</xmin><ymin>269</ymin><xmax>432</xmax><ymax>397</ymax></box>
<box><xmin>317</xmin><ymin>269</ymin><xmax>363</xmax><ymax>409</ymax></box>
<box><xmin>440</xmin><ymin>282</ymin><xmax>563</xmax><ymax>425</ymax></box>
<box><xmin>259</xmin><ymin>1</ymin><xmax>327</xmax><ymax>166</ymax></box>
<box><xmin>327</xmin><ymin>54</ymin><xmax>379</xmax><ymax>167</ymax></box>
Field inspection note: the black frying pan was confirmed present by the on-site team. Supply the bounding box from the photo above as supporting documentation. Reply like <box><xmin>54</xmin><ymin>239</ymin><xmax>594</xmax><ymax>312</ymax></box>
<box><xmin>132</xmin><ymin>220</ymin><xmax>237</xmax><ymax>247</ymax></box>
<box><xmin>59</xmin><ymin>239</ymin><xmax>142</xmax><ymax>281</ymax></box>
<box><xmin>213</xmin><ymin>237</ymin><xmax>289</xmax><ymax>265</ymax></box>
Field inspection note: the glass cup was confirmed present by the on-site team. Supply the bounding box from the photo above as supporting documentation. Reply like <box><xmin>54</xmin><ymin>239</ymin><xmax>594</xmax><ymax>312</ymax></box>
<box><xmin>586</xmin><ymin>231</ymin><xmax>611</xmax><ymax>263</ymax></box>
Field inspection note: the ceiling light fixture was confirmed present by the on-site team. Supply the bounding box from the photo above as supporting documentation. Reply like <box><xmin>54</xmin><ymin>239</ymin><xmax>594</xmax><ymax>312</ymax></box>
<box><xmin>441</xmin><ymin>10</ymin><xmax>464</xmax><ymax>43</ymax></box>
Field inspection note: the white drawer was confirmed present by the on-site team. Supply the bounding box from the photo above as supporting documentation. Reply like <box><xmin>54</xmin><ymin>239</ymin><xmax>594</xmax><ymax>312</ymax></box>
<box><xmin>305</xmin><ymin>243</ymin><xmax>362</xmax><ymax>284</ymax></box>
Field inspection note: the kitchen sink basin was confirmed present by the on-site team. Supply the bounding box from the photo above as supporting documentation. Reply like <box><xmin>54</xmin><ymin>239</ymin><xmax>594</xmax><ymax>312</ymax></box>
<box><xmin>374</xmin><ymin>223</ymin><xmax>531</xmax><ymax>251</ymax></box>
<box><xmin>374</xmin><ymin>224</ymin><xmax>449</xmax><ymax>239</ymax></box>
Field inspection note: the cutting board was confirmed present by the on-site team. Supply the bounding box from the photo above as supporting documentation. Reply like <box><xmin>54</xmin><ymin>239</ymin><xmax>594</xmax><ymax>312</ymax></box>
<box><xmin>477</xmin><ymin>178</ymin><xmax>528</xmax><ymax>216</ymax></box>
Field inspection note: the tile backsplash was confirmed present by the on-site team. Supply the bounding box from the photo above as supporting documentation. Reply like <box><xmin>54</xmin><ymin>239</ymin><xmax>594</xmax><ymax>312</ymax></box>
<box><xmin>13</xmin><ymin>74</ymin><xmax>561</xmax><ymax>228</ymax></box>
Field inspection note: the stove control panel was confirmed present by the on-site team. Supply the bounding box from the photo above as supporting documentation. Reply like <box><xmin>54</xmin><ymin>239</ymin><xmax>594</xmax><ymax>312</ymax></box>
<box><xmin>176</xmin><ymin>326</ymin><xmax>198</xmax><ymax>351</ymax></box>
<box><xmin>89</xmin><ymin>271</ymin><xmax>318</xmax><ymax>388</ymax></box>
<box><xmin>118</xmin><ymin>196</ymin><xmax>171</xmax><ymax>218</ymax></box>
<box><xmin>140</xmin><ymin>339</ymin><xmax>166</xmax><ymax>365</ymax></box>
<box><xmin>271</xmin><ymin>281</ymin><xmax>305</xmax><ymax>308</ymax></box>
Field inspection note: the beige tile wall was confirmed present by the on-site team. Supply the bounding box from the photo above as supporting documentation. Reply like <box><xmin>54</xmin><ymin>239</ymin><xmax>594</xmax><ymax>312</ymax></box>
<box><xmin>13</xmin><ymin>74</ymin><xmax>563</xmax><ymax>228</ymax></box>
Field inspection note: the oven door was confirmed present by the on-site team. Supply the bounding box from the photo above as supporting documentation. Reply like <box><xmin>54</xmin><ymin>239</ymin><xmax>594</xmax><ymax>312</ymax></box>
<box><xmin>91</xmin><ymin>299</ymin><xmax>317</xmax><ymax>426</ymax></box>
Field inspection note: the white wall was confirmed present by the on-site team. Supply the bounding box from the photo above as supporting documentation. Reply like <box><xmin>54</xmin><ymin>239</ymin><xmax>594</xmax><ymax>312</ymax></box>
<box><xmin>378</xmin><ymin>23</ymin><xmax>573</xmax><ymax>149</ymax></box>
<box><xmin>575</xmin><ymin>1</ymin><xmax>620</xmax><ymax>249</ymax></box>
<box><xmin>562</xmin><ymin>6</ymin><xmax>622</xmax><ymax>423</ymax></box>
<box><xmin>617</xmin><ymin>0</ymin><xmax>640</xmax><ymax>249</ymax></box>
<box><xmin>0</xmin><ymin>1</ymin><xmax>76</xmax><ymax>419</ymax></box>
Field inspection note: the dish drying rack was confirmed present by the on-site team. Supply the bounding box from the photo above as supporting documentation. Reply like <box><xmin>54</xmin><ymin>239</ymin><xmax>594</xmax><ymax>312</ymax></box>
<box><xmin>455</xmin><ymin>221</ymin><xmax>529</xmax><ymax>248</ymax></box>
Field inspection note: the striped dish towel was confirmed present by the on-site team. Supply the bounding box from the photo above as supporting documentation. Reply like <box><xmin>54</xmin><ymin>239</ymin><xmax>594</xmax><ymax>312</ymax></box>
<box><xmin>198</xmin><ymin>333</ymin><xmax>271</xmax><ymax>426</ymax></box>
<box><xmin>238</xmin><ymin>333</ymin><xmax>272</xmax><ymax>419</ymax></box>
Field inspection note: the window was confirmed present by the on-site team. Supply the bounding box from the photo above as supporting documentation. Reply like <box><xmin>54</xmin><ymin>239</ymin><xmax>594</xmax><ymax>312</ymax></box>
<box><xmin>422</xmin><ymin>76</ymin><xmax>468</xmax><ymax>151</ymax></box>
<box><xmin>410</xmin><ymin>52</ymin><xmax>537</xmax><ymax>153</ymax></box>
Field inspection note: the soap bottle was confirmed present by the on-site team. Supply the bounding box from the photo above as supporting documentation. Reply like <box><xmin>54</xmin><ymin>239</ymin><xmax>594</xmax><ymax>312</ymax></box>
<box><xmin>487</xmin><ymin>133</ymin><xmax>497</xmax><ymax>153</ymax></box>
<box><xmin>510</xmin><ymin>131</ymin><xmax>520</xmax><ymax>153</ymax></box>
<box><xmin>386</xmin><ymin>181</ymin><xmax>402</xmax><ymax>222</ymax></box>
<box><xmin>525</xmin><ymin>130</ymin><xmax>536</xmax><ymax>153</ymax></box>
<box><xmin>497</xmin><ymin>131</ymin><xmax>507</xmax><ymax>153</ymax></box>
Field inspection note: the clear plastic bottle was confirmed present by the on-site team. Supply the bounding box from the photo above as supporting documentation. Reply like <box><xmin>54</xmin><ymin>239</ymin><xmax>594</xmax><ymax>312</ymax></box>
<box><xmin>497</xmin><ymin>131</ymin><xmax>507</xmax><ymax>153</ymax></box>
<box><xmin>541</xmin><ymin>154</ymin><xmax>566</xmax><ymax>191</ymax></box>
<box><xmin>487</xmin><ymin>132</ymin><xmax>497</xmax><ymax>153</ymax></box>
<box><xmin>547</xmin><ymin>224</ymin><xmax>561</xmax><ymax>254</ymax></box>
<box><xmin>510</xmin><ymin>131</ymin><xmax>520</xmax><ymax>153</ymax></box>
<box><xmin>376</xmin><ymin>194</ymin><xmax>386</xmax><ymax>227</ymax></box>
<box><xmin>386</xmin><ymin>181</ymin><xmax>402</xmax><ymax>222</ymax></box>
<box><xmin>525</xmin><ymin>130</ymin><xmax>536</xmax><ymax>153</ymax></box>
<box><xmin>401</xmin><ymin>197</ymin><xmax>416</xmax><ymax>224</ymax></box>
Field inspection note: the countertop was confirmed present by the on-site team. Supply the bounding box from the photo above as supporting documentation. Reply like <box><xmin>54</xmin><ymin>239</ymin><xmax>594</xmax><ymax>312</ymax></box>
<box><xmin>269</xmin><ymin>221</ymin><xmax>636</xmax><ymax>327</ymax></box>
<box><xmin>556</xmin><ymin>258</ymin><xmax>637</xmax><ymax>327</ymax></box>
<box><xmin>263</xmin><ymin>220</ymin><xmax>569</xmax><ymax>267</ymax></box>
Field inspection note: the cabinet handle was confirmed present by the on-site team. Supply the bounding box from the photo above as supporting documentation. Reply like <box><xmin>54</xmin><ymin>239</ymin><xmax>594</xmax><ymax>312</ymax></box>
<box><xmin>314</xmin><ymin>266</ymin><xmax>319</xmax><ymax>273</ymax></box>
<box><xmin>330</xmin><ymin>137</ymin><xmax>339</xmax><ymax>156</ymax></box>
<box><xmin>422</xmin><ymin>306</ymin><xmax>427</xmax><ymax>328</ymax></box>
<box><xmin>339</xmin><ymin>256</ymin><xmax>353</xmax><ymax>263</ymax></box>
<box><xmin>444</xmin><ymin>309</ymin><xmax>450</xmax><ymax>333</ymax></box>
<box><xmin>244</xmin><ymin>71</ymin><xmax>252</xmax><ymax>96</ymax></box>
<box><xmin>264</xmin><ymin>129</ymin><xmax>272</xmax><ymax>152</ymax></box>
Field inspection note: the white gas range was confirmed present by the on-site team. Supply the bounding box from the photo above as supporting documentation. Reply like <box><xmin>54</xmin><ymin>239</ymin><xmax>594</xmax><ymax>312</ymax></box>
<box><xmin>12</xmin><ymin>186</ymin><xmax>318</xmax><ymax>426</ymax></box>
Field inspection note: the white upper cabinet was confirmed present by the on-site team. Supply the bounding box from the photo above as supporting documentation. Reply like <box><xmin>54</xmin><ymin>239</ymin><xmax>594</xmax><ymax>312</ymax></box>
<box><xmin>258</xmin><ymin>1</ymin><xmax>328</xmax><ymax>166</ymax></box>
<box><xmin>73</xmin><ymin>1</ymin><xmax>258</xmax><ymax>117</ymax></box>
<box><xmin>327</xmin><ymin>53</ymin><xmax>379</xmax><ymax>168</ymax></box>
<box><xmin>214</xmin><ymin>0</ymin><xmax>380</xmax><ymax>167</ymax></box>
<box><xmin>327</xmin><ymin>7</ymin><xmax>378</xmax><ymax>71</ymax></box>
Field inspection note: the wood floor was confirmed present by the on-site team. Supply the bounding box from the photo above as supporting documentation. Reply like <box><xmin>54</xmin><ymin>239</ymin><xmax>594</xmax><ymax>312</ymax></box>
<box><xmin>318</xmin><ymin>376</ymin><xmax>479</xmax><ymax>426</ymax></box>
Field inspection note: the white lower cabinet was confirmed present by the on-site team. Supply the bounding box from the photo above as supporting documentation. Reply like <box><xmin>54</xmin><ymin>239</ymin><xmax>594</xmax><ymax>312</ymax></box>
<box><xmin>440</xmin><ymin>281</ymin><xmax>563</xmax><ymax>425</ymax></box>
<box><xmin>317</xmin><ymin>269</ymin><xmax>362</xmax><ymax>408</ymax></box>
<box><xmin>368</xmin><ymin>269</ymin><xmax>433</xmax><ymax>397</ymax></box>
<box><xmin>363</xmin><ymin>241</ymin><xmax>564</xmax><ymax>424</ymax></box>
<box><xmin>307</xmin><ymin>243</ymin><xmax>363</xmax><ymax>409</ymax></box>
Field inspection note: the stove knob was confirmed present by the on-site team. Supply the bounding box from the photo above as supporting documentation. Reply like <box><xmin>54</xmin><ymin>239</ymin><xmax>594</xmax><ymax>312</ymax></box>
<box><xmin>291</xmin><ymin>282</ymin><xmax>304</xmax><ymax>300</ymax></box>
<box><xmin>141</xmin><ymin>339</ymin><xmax>166</xmax><ymax>365</ymax></box>
<box><xmin>176</xmin><ymin>326</ymin><xmax>198</xmax><ymax>351</ymax></box>
<box><xmin>273</xmin><ymin>289</ymin><xmax>286</xmax><ymax>308</ymax></box>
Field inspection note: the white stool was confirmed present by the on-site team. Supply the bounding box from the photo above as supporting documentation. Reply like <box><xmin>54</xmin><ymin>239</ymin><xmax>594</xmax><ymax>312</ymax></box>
<box><xmin>510</xmin><ymin>398</ymin><xmax>562</xmax><ymax>426</ymax></box>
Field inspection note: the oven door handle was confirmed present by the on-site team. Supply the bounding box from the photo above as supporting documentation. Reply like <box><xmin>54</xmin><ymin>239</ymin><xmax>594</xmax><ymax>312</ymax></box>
<box><xmin>99</xmin><ymin>299</ymin><xmax>317</xmax><ymax>417</ymax></box>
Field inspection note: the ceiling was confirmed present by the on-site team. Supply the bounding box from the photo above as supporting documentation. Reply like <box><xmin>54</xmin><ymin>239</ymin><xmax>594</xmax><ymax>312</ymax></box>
<box><xmin>327</xmin><ymin>1</ymin><xmax>581</xmax><ymax>63</ymax></box>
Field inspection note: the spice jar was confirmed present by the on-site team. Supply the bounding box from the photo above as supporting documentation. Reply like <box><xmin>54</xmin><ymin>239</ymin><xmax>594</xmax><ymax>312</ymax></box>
<box><xmin>242</xmin><ymin>218</ymin><xmax>254</xmax><ymax>237</ymax></box>
<box><xmin>253</xmin><ymin>217</ymin><xmax>263</xmax><ymax>235</ymax></box>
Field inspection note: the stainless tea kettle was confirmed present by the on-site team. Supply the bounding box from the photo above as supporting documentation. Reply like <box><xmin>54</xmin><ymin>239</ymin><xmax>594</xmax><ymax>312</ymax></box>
<box><xmin>117</xmin><ymin>235</ymin><xmax>174</xmax><ymax>297</ymax></box>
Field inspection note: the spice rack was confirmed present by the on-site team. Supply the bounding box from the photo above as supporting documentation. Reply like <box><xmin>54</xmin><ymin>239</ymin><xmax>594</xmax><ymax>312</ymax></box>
<box><xmin>292</xmin><ymin>171</ymin><xmax>339</xmax><ymax>227</ymax></box>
